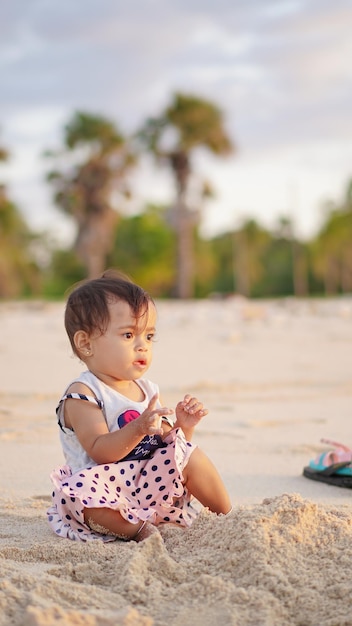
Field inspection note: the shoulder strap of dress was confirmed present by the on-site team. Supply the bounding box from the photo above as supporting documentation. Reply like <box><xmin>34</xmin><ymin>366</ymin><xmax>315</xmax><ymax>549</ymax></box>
<box><xmin>56</xmin><ymin>393</ymin><xmax>104</xmax><ymax>431</ymax></box>
<box><xmin>59</xmin><ymin>393</ymin><xmax>103</xmax><ymax>409</ymax></box>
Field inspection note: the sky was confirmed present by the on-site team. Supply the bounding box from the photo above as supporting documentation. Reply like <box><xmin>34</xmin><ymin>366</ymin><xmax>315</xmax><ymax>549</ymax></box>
<box><xmin>1</xmin><ymin>0</ymin><xmax>352</xmax><ymax>245</ymax></box>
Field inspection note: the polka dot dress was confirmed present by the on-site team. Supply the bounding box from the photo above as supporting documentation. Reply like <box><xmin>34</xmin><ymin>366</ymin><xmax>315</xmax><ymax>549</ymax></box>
<box><xmin>47</xmin><ymin>428</ymin><xmax>199</xmax><ymax>542</ymax></box>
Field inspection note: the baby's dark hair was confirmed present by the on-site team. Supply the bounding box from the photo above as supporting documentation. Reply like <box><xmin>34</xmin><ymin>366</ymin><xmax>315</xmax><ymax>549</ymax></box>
<box><xmin>64</xmin><ymin>270</ymin><xmax>154</xmax><ymax>357</ymax></box>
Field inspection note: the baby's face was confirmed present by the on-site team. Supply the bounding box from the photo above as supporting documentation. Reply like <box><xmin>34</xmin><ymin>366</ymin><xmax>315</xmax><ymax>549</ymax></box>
<box><xmin>88</xmin><ymin>299</ymin><xmax>157</xmax><ymax>384</ymax></box>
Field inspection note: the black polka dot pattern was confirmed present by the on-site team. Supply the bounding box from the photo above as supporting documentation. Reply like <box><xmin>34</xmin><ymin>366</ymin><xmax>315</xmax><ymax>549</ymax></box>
<box><xmin>47</xmin><ymin>428</ymin><xmax>199</xmax><ymax>541</ymax></box>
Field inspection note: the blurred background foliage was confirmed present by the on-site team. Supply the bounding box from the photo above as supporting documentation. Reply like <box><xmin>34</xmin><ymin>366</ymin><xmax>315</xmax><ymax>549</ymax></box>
<box><xmin>0</xmin><ymin>100</ymin><xmax>351</xmax><ymax>300</ymax></box>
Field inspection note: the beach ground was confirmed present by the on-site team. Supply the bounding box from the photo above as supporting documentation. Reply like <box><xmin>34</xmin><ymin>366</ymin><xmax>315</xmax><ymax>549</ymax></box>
<box><xmin>1</xmin><ymin>298</ymin><xmax>352</xmax><ymax>625</ymax></box>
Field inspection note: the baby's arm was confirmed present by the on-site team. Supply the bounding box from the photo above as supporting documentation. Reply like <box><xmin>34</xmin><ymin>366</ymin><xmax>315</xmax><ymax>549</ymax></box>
<box><xmin>64</xmin><ymin>386</ymin><xmax>173</xmax><ymax>464</ymax></box>
<box><xmin>173</xmin><ymin>394</ymin><xmax>208</xmax><ymax>441</ymax></box>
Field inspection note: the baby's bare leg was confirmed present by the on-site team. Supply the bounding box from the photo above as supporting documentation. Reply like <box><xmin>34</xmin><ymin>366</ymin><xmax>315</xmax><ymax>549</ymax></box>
<box><xmin>84</xmin><ymin>507</ymin><xmax>158</xmax><ymax>541</ymax></box>
<box><xmin>183</xmin><ymin>447</ymin><xmax>232</xmax><ymax>514</ymax></box>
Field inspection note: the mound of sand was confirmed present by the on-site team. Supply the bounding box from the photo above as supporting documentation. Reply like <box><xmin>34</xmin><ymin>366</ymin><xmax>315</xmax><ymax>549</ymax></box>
<box><xmin>1</xmin><ymin>493</ymin><xmax>352</xmax><ymax>626</ymax></box>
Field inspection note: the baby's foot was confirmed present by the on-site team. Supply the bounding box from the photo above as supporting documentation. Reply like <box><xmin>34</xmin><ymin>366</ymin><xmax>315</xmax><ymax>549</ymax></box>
<box><xmin>134</xmin><ymin>521</ymin><xmax>161</xmax><ymax>542</ymax></box>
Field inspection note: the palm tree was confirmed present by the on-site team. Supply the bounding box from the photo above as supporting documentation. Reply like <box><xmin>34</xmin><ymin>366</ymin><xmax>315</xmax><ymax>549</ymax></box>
<box><xmin>0</xmin><ymin>145</ymin><xmax>8</xmax><ymax>162</ymax></box>
<box><xmin>46</xmin><ymin>112</ymin><xmax>135</xmax><ymax>279</ymax></box>
<box><xmin>233</xmin><ymin>219</ymin><xmax>271</xmax><ymax>297</ymax></box>
<box><xmin>311</xmin><ymin>190</ymin><xmax>352</xmax><ymax>294</ymax></box>
<box><xmin>0</xmin><ymin>186</ymin><xmax>41</xmax><ymax>297</ymax></box>
<box><xmin>276</xmin><ymin>216</ymin><xmax>308</xmax><ymax>296</ymax></box>
<box><xmin>139</xmin><ymin>93</ymin><xmax>233</xmax><ymax>298</ymax></box>
<box><xmin>0</xmin><ymin>139</ymin><xmax>41</xmax><ymax>297</ymax></box>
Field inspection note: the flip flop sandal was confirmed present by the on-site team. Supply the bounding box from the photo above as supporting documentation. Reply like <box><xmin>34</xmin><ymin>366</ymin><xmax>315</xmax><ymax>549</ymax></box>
<box><xmin>303</xmin><ymin>439</ymin><xmax>352</xmax><ymax>488</ymax></box>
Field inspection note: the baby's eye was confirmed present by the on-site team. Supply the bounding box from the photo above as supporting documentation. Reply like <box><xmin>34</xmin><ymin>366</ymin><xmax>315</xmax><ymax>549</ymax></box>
<box><xmin>147</xmin><ymin>333</ymin><xmax>155</xmax><ymax>342</ymax></box>
<box><xmin>123</xmin><ymin>332</ymin><xmax>133</xmax><ymax>339</ymax></box>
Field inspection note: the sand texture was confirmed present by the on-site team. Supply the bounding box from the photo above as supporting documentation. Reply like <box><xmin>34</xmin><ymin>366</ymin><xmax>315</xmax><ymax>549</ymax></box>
<box><xmin>1</xmin><ymin>297</ymin><xmax>352</xmax><ymax>625</ymax></box>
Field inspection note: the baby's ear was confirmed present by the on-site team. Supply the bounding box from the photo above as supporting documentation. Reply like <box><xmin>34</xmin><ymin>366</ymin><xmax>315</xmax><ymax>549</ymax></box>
<box><xmin>73</xmin><ymin>330</ymin><xmax>92</xmax><ymax>357</ymax></box>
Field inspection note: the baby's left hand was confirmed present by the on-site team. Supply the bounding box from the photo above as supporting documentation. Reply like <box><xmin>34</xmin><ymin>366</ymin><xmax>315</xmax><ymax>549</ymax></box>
<box><xmin>175</xmin><ymin>394</ymin><xmax>208</xmax><ymax>427</ymax></box>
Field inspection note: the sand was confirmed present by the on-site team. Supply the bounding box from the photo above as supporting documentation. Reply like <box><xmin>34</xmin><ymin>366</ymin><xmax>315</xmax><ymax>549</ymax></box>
<box><xmin>1</xmin><ymin>297</ymin><xmax>352</xmax><ymax>625</ymax></box>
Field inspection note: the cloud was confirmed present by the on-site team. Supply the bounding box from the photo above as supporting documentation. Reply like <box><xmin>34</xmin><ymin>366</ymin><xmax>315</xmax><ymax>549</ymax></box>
<box><xmin>0</xmin><ymin>0</ymin><xmax>351</xmax><ymax>241</ymax></box>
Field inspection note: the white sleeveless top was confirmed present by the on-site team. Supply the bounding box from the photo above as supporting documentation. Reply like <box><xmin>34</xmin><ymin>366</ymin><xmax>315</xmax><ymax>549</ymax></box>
<box><xmin>56</xmin><ymin>370</ymin><xmax>173</xmax><ymax>474</ymax></box>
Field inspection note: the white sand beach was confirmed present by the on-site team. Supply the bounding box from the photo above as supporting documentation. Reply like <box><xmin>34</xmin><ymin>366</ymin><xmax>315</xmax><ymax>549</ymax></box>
<box><xmin>1</xmin><ymin>297</ymin><xmax>352</xmax><ymax>625</ymax></box>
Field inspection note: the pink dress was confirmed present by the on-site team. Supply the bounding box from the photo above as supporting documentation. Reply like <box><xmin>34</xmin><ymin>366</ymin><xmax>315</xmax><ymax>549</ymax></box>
<box><xmin>47</xmin><ymin>371</ymin><xmax>198</xmax><ymax>541</ymax></box>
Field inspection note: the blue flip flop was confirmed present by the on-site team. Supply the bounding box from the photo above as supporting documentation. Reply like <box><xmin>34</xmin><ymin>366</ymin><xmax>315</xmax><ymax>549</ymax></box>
<box><xmin>303</xmin><ymin>440</ymin><xmax>352</xmax><ymax>488</ymax></box>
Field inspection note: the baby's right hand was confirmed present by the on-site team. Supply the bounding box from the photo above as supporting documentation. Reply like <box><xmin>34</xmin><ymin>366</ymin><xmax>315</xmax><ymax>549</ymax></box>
<box><xmin>138</xmin><ymin>394</ymin><xmax>174</xmax><ymax>436</ymax></box>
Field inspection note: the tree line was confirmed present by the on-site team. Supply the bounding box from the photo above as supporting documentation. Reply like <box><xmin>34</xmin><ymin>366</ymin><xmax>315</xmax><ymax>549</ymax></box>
<box><xmin>1</xmin><ymin>92</ymin><xmax>351</xmax><ymax>300</ymax></box>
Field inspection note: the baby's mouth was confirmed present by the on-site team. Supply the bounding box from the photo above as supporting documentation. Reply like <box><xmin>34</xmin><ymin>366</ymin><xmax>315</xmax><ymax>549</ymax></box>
<box><xmin>134</xmin><ymin>359</ymin><xmax>146</xmax><ymax>367</ymax></box>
